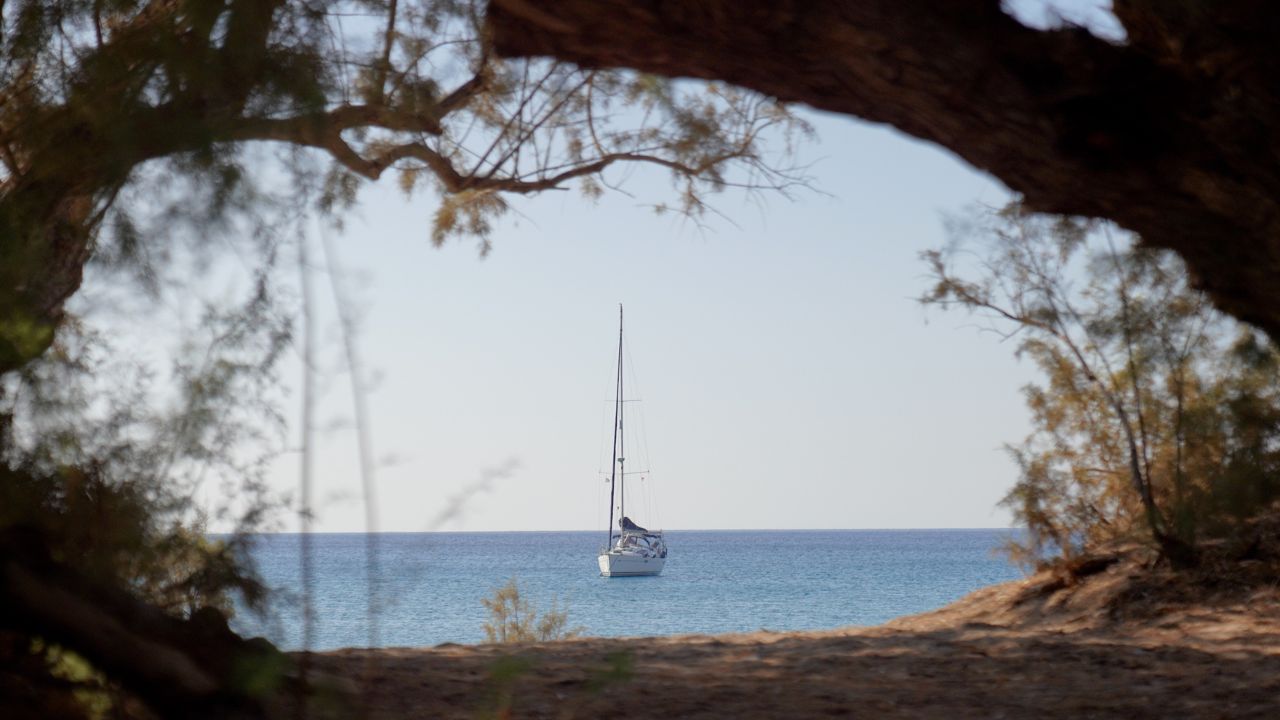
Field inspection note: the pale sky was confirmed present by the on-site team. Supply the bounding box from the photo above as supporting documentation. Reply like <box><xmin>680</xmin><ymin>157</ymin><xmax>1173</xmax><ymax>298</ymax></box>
<box><xmin>266</xmin><ymin>109</ymin><xmax>1042</xmax><ymax>533</ymax></box>
<box><xmin>79</xmin><ymin>1</ymin><xmax>1124</xmax><ymax>534</ymax></box>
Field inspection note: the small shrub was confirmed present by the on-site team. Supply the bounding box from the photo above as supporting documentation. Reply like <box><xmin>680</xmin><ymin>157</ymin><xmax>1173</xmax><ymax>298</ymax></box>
<box><xmin>481</xmin><ymin>578</ymin><xmax>584</xmax><ymax>643</ymax></box>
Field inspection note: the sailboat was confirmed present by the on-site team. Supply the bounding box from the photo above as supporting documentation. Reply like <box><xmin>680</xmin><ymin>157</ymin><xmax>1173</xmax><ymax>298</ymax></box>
<box><xmin>598</xmin><ymin>305</ymin><xmax>668</xmax><ymax>577</ymax></box>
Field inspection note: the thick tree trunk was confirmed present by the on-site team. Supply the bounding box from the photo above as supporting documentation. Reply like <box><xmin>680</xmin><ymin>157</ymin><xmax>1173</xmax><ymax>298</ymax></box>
<box><xmin>0</xmin><ymin>527</ymin><xmax>292</xmax><ymax>719</ymax></box>
<box><xmin>0</xmin><ymin>184</ymin><xmax>98</xmax><ymax>375</ymax></box>
<box><xmin>0</xmin><ymin>0</ymin><xmax>288</xmax><ymax>376</ymax></box>
<box><xmin>487</xmin><ymin>0</ymin><xmax>1280</xmax><ymax>341</ymax></box>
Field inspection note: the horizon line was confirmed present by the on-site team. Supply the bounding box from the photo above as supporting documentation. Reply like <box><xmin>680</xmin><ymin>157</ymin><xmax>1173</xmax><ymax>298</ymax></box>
<box><xmin>217</xmin><ymin>526</ymin><xmax>1022</xmax><ymax>535</ymax></box>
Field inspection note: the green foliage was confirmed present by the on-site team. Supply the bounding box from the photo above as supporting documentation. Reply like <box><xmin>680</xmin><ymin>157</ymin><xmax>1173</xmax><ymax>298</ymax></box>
<box><xmin>0</xmin><ymin>638</ymin><xmax>118</xmax><ymax>720</ymax></box>
<box><xmin>0</xmin><ymin>2</ymin><xmax>805</xmax><ymax>711</ymax></box>
<box><xmin>1</xmin><ymin>0</ymin><xmax>808</xmax><ymax>615</ymax></box>
<box><xmin>924</xmin><ymin>203</ymin><xmax>1280</xmax><ymax>565</ymax></box>
<box><xmin>0</xmin><ymin>272</ymin><xmax>290</xmax><ymax>616</ymax></box>
<box><xmin>0</xmin><ymin>1</ymin><xmax>810</xmax><ymax>302</ymax></box>
<box><xmin>476</xmin><ymin>648</ymin><xmax>634</xmax><ymax>720</ymax></box>
<box><xmin>477</xmin><ymin>653</ymin><xmax>536</xmax><ymax>720</ymax></box>
<box><xmin>585</xmin><ymin>651</ymin><xmax>635</xmax><ymax>694</ymax></box>
<box><xmin>227</xmin><ymin>643</ymin><xmax>292</xmax><ymax>699</ymax></box>
<box><xmin>481</xmin><ymin>578</ymin><xmax>585</xmax><ymax>644</ymax></box>
<box><xmin>0</xmin><ymin>312</ymin><xmax>55</xmax><ymax>374</ymax></box>
<box><xmin>0</xmin><ymin>273</ymin><xmax>290</xmax><ymax>716</ymax></box>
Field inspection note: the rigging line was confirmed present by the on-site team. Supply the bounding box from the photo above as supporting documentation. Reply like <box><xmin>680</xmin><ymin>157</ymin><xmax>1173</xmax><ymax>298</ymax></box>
<box><xmin>623</xmin><ymin>337</ymin><xmax>659</xmax><ymax>526</ymax></box>
<box><xmin>596</xmin><ymin>399</ymin><xmax>610</xmax><ymax>475</ymax></box>
<box><xmin>318</xmin><ymin>219</ymin><xmax>381</xmax><ymax>653</ymax></box>
<box><xmin>620</xmin><ymin>336</ymin><xmax>636</xmax><ymax>524</ymax></box>
<box><xmin>595</xmin><ymin>468</ymin><xmax>606</xmax><ymax>546</ymax></box>
<box><xmin>618</xmin><ymin>304</ymin><xmax>626</xmax><ymax>527</ymax></box>
<box><xmin>634</xmin><ymin>385</ymin><xmax>655</xmax><ymax>525</ymax></box>
<box><xmin>606</xmin><ymin>304</ymin><xmax>622</xmax><ymax>546</ymax></box>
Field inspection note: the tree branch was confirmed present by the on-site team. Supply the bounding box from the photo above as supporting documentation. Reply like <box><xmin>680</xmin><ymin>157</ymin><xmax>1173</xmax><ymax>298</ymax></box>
<box><xmin>486</xmin><ymin>0</ymin><xmax>1280</xmax><ymax>342</ymax></box>
<box><xmin>0</xmin><ymin>527</ymin><xmax>289</xmax><ymax>718</ymax></box>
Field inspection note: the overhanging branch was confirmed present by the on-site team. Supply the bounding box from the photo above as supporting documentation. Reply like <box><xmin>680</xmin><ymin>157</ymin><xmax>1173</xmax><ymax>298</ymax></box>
<box><xmin>485</xmin><ymin>0</ymin><xmax>1280</xmax><ymax>342</ymax></box>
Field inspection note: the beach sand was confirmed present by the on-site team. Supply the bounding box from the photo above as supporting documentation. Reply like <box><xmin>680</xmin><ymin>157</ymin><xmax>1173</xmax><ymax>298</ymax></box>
<box><xmin>305</xmin><ymin>553</ymin><xmax>1280</xmax><ymax>718</ymax></box>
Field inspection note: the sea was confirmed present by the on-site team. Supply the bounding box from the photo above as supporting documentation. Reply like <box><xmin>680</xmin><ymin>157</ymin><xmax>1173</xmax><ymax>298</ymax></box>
<box><xmin>231</xmin><ymin>529</ymin><xmax>1023</xmax><ymax>651</ymax></box>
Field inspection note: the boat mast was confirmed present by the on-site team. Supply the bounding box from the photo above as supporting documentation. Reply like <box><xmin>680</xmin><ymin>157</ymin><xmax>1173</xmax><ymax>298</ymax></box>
<box><xmin>606</xmin><ymin>304</ymin><xmax>624</xmax><ymax>546</ymax></box>
<box><xmin>619</xmin><ymin>309</ymin><xmax>626</xmax><ymax>526</ymax></box>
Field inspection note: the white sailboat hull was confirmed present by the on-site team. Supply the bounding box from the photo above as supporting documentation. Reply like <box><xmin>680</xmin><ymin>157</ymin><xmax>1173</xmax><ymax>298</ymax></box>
<box><xmin>598</xmin><ymin>552</ymin><xmax>665</xmax><ymax>577</ymax></box>
<box><xmin>595</xmin><ymin>306</ymin><xmax>669</xmax><ymax>578</ymax></box>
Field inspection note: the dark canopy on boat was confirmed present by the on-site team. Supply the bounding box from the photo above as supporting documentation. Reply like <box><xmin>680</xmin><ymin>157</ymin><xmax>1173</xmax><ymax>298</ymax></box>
<box><xmin>619</xmin><ymin>516</ymin><xmax>648</xmax><ymax>532</ymax></box>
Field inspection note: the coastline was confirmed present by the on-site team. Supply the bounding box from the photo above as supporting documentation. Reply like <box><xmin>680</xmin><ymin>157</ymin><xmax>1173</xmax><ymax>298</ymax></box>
<box><xmin>303</xmin><ymin>552</ymin><xmax>1280</xmax><ymax>718</ymax></box>
<box><xmin>239</xmin><ymin>529</ymin><xmax>1022</xmax><ymax>649</ymax></box>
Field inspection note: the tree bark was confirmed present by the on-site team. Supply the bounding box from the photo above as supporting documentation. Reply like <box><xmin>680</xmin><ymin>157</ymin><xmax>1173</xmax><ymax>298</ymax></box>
<box><xmin>0</xmin><ymin>0</ymin><xmax>289</xmax><ymax>375</ymax></box>
<box><xmin>0</xmin><ymin>527</ymin><xmax>290</xmax><ymax>719</ymax></box>
<box><xmin>487</xmin><ymin>0</ymin><xmax>1280</xmax><ymax>341</ymax></box>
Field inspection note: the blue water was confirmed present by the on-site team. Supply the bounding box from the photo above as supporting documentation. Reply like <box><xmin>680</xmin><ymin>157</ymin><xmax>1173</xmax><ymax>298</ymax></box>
<box><xmin>232</xmin><ymin>530</ymin><xmax>1022</xmax><ymax>651</ymax></box>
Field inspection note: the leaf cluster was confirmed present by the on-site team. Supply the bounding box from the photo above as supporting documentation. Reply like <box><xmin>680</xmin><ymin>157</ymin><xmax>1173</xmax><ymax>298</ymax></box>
<box><xmin>0</xmin><ymin>3</ymin><xmax>807</xmax><ymax>710</ymax></box>
<box><xmin>0</xmin><ymin>267</ymin><xmax>294</xmax><ymax>716</ymax></box>
<box><xmin>924</xmin><ymin>203</ymin><xmax>1280</xmax><ymax>566</ymax></box>
<box><xmin>1</xmin><ymin>269</ymin><xmax>292</xmax><ymax>611</ymax></box>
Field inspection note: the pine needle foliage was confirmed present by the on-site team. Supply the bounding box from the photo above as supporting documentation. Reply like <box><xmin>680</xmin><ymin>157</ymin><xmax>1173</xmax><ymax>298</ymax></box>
<box><xmin>0</xmin><ymin>0</ymin><xmax>813</xmax><ymax>374</ymax></box>
<box><xmin>923</xmin><ymin>203</ymin><xmax>1280</xmax><ymax>568</ymax></box>
<box><xmin>0</xmin><ymin>3</ymin><xmax>807</xmax><ymax>713</ymax></box>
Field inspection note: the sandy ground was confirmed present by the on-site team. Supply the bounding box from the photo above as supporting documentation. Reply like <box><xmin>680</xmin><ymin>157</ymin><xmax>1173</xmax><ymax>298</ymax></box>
<box><xmin>307</xmin><ymin>560</ymin><xmax>1280</xmax><ymax>719</ymax></box>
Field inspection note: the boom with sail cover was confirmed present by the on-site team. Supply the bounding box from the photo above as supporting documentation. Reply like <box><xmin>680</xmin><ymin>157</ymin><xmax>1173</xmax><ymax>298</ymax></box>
<box><xmin>619</xmin><ymin>517</ymin><xmax>648</xmax><ymax>533</ymax></box>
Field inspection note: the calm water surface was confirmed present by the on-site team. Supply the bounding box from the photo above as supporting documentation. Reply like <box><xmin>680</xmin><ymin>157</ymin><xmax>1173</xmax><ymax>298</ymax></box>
<box><xmin>232</xmin><ymin>530</ymin><xmax>1022</xmax><ymax>651</ymax></box>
